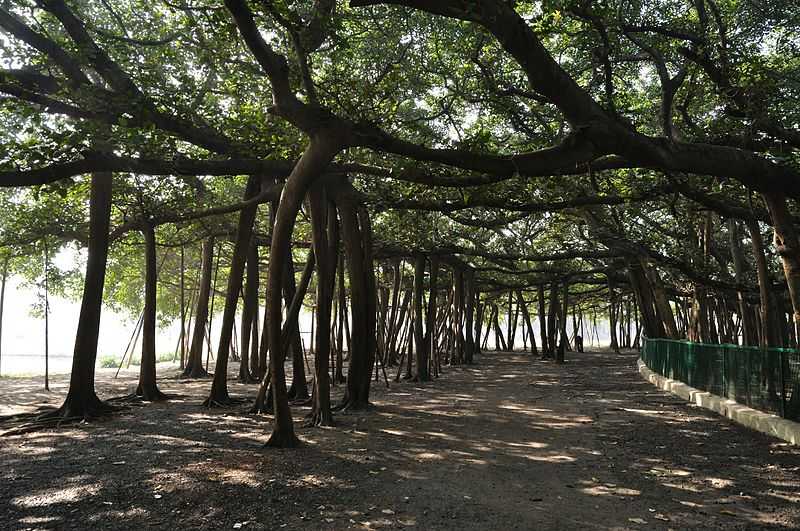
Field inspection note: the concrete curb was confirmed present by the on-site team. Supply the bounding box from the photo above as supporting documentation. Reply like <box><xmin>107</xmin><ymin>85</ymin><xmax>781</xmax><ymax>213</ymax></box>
<box><xmin>637</xmin><ymin>359</ymin><xmax>799</xmax><ymax>445</ymax></box>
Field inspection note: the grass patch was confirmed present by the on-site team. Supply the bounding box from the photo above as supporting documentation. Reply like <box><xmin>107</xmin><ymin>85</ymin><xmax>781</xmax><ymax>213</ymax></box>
<box><xmin>99</xmin><ymin>355</ymin><xmax>121</xmax><ymax>368</ymax></box>
<box><xmin>157</xmin><ymin>352</ymin><xmax>177</xmax><ymax>363</ymax></box>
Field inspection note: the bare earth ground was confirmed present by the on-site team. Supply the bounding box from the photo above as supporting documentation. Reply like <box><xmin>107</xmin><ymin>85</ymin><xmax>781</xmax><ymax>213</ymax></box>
<box><xmin>1</xmin><ymin>349</ymin><xmax>799</xmax><ymax>530</ymax></box>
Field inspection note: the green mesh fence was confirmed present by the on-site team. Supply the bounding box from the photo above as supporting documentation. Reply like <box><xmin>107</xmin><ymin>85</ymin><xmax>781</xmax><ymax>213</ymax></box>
<box><xmin>641</xmin><ymin>338</ymin><xmax>800</xmax><ymax>422</ymax></box>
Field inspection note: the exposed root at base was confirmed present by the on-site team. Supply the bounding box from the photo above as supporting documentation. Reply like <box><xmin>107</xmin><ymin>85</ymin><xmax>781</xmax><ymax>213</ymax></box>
<box><xmin>334</xmin><ymin>400</ymin><xmax>371</xmax><ymax>413</ymax></box>
<box><xmin>264</xmin><ymin>431</ymin><xmax>302</xmax><ymax>448</ymax></box>
<box><xmin>305</xmin><ymin>410</ymin><xmax>335</xmax><ymax>427</ymax></box>
<box><xmin>0</xmin><ymin>399</ymin><xmax>124</xmax><ymax>436</ymax></box>
<box><xmin>174</xmin><ymin>372</ymin><xmax>210</xmax><ymax>380</ymax></box>
<box><xmin>202</xmin><ymin>395</ymin><xmax>248</xmax><ymax>408</ymax></box>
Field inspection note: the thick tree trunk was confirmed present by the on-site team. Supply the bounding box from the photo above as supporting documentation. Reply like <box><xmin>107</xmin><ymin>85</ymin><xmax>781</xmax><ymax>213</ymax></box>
<box><xmin>239</xmin><ymin>239</ymin><xmax>259</xmax><ymax>383</ymax></box>
<box><xmin>761</xmin><ymin>192</ymin><xmax>800</xmax><ymax>415</ymax></box>
<box><xmin>0</xmin><ymin>256</ymin><xmax>7</xmax><ymax>376</ymax></box>
<box><xmin>427</xmin><ymin>256</ymin><xmax>439</xmax><ymax>371</ymax></box>
<box><xmin>452</xmin><ymin>269</ymin><xmax>465</xmax><ymax>363</ymax></box>
<box><xmin>308</xmin><ymin>181</ymin><xmax>336</xmax><ymax>426</ymax></box>
<box><xmin>745</xmin><ymin>217</ymin><xmax>778</xmax><ymax>347</ymax></box>
<box><xmin>641</xmin><ymin>259</ymin><xmax>679</xmax><ymax>339</ymax></box>
<box><xmin>284</xmin><ymin>241</ymin><xmax>310</xmax><ymax>400</ymax></box>
<box><xmin>43</xmin><ymin>240</ymin><xmax>49</xmax><ymax>391</ymax></box>
<box><xmin>391</xmin><ymin>289</ymin><xmax>412</xmax><ymax>365</ymax></box>
<box><xmin>184</xmin><ymin>238</ymin><xmax>213</xmax><ymax>378</ymax></box>
<box><xmin>58</xmin><ymin>172</ymin><xmax>115</xmax><ymax>419</ymax></box>
<box><xmin>506</xmin><ymin>290</ymin><xmax>514</xmax><ymax>351</ymax></box>
<box><xmin>538</xmin><ymin>284</ymin><xmax>548</xmax><ymax>357</ymax></box>
<box><xmin>547</xmin><ymin>282</ymin><xmax>559</xmax><ymax>355</ymax></box>
<box><xmin>336</xmin><ymin>198</ymin><xmax>375</xmax><ymax>409</ymax></box>
<box><xmin>517</xmin><ymin>290</ymin><xmax>537</xmax><ymax>356</ymax></box>
<box><xmin>412</xmin><ymin>254</ymin><xmax>429</xmax><ymax>381</ymax></box>
<box><xmin>493</xmin><ymin>303</ymin><xmax>507</xmax><ymax>351</ymax></box>
<box><xmin>359</xmin><ymin>206</ymin><xmax>378</xmax><ymax>389</ymax></box>
<box><xmin>136</xmin><ymin>224</ymin><xmax>167</xmax><ymax>401</ymax></box>
<box><xmin>385</xmin><ymin>260</ymin><xmax>402</xmax><ymax>365</ymax></box>
<box><xmin>557</xmin><ymin>279</ymin><xmax>569</xmax><ymax>363</ymax></box>
<box><xmin>473</xmin><ymin>291</ymin><xmax>483</xmax><ymax>356</ymax></box>
<box><xmin>179</xmin><ymin>247</ymin><xmax>186</xmax><ymax>369</ymax></box>
<box><xmin>204</xmin><ymin>175</ymin><xmax>260</xmax><ymax>406</ymax></box>
<box><xmin>607</xmin><ymin>274</ymin><xmax>620</xmax><ymax>353</ymax></box>
<box><xmin>265</xmin><ymin>136</ymin><xmax>340</xmax><ymax>447</ymax></box>
<box><xmin>628</xmin><ymin>259</ymin><xmax>663</xmax><ymax>339</ymax></box>
<box><xmin>764</xmin><ymin>192</ymin><xmax>800</xmax><ymax>342</ymax></box>
<box><xmin>335</xmin><ymin>252</ymin><xmax>347</xmax><ymax>383</ymax></box>
<box><xmin>464</xmin><ymin>270</ymin><xmax>475</xmax><ymax>364</ymax></box>
<box><xmin>251</xmin><ymin>249</ymin><xmax>315</xmax><ymax>415</ymax></box>
<box><xmin>481</xmin><ymin>301</ymin><xmax>492</xmax><ymax>350</ymax></box>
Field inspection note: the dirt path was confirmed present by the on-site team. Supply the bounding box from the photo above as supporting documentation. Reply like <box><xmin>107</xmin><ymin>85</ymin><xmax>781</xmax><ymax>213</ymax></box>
<box><xmin>1</xmin><ymin>350</ymin><xmax>799</xmax><ymax>530</ymax></box>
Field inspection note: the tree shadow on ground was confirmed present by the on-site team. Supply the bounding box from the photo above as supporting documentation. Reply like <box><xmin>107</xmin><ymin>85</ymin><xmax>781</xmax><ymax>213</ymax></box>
<box><xmin>1</xmin><ymin>350</ymin><xmax>799</xmax><ymax>530</ymax></box>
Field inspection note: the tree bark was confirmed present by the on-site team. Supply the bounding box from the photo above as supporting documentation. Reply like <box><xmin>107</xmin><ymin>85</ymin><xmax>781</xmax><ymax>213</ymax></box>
<box><xmin>517</xmin><ymin>290</ymin><xmax>537</xmax><ymax>356</ymax></box>
<box><xmin>386</xmin><ymin>260</ymin><xmax>402</xmax><ymax>365</ymax></box>
<box><xmin>641</xmin><ymin>259</ymin><xmax>679</xmax><ymax>339</ymax></box>
<box><xmin>204</xmin><ymin>175</ymin><xmax>261</xmax><ymax>406</ymax></box>
<box><xmin>412</xmin><ymin>253</ymin><xmax>429</xmax><ymax>381</ymax></box>
<box><xmin>538</xmin><ymin>284</ymin><xmax>548</xmax><ymax>356</ymax></box>
<box><xmin>745</xmin><ymin>217</ymin><xmax>778</xmax><ymax>347</ymax></box>
<box><xmin>0</xmin><ymin>256</ymin><xmax>7</xmax><ymax>376</ymax></box>
<box><xmin>58</xmin><ymin>172</ymin><xmax>115</xmax><ymax>419</ymax></box>
<box><xmin>308</xmin><ymin>180</ymin><xmax>336</xmax><ymax>426</ymax></box>
<box><xmin>336</xmin><ymin>197</ymin><xmax>375</xmax><ymax>409</ymax></box>
<box><xmin>284</xmin><ymin>239</ymin><xmax>309</xmax><ymax>400</ymax></box>
<box><xmin>427</xmin><ymin>256</ymin><xmax>439</xmax><ymax>371</ymax></box>
<box><xmin>473</xmin><ymin>291</ymin><xmax>484</xmax><ymax>356</ymax></box>
<box><xmin>135</xmin><ymin>224</ymin><xmax>167</xmax><ymax>401</ymax></box>
<box><xmin>763</xmin><ymin>192</ymin><xmax>800</xmax><ymax>342</ymax></box>
<box><xmin>627</xmin><ymin>259</ymin><xmax>663</xmax><ymax>339</ymax></box>
<box><xmin>335</xmin><ymin>251</ymin><xmax>347</xmax><ymax>383</ymax></box>
<box><xmin>557</xmin><ymin>279</ymin><xmax>569</xmax><ymax>363</ymax></box>
<box><xmin>265</xmin><ymin>135</ymin><xmax>340</xmax><ymax>447</ymax></box>
<box><xmin>184</xmin><ymin>238</ymin><xmax>213</xmax><ymax>378</ymax></box>
<box><xmin>251</xmin><ymin>249</ymin><xmax>315</xmax><ymax>414</ymax></box>
<box><xmin>452</xmin><ymin>268</ymin><xmax>465</xmax><ymax>362</ymax></box>
<box><xmin>464</xmin><ymin>270</ymin><xmax>475</xmax><ymax>364</ymax></box>
<box><xmin>607</xmin><ymin>274</ymin><xmax>620</xmax><ymax>353</ymax></box>
<box><xmin>506</xmin><ymin>290</ymin><xmax>514</xmax><ymax>351</ymax></box>
<box><xmin>547</xmin><ymin>282</ymin><xmax>559</xmax><ymax>355</ymax></box>
<box><xmin>238</xmin><ymin>239</ymin><xmax>259</xmax><ymax>383</ymax></box>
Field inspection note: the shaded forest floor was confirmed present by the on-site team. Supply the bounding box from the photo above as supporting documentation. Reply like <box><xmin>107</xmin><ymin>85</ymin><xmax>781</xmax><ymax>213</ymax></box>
<box><xmin>1</xmin><ymin>349</ymin><xmax>799</xmax><ymax>530</ymax></box>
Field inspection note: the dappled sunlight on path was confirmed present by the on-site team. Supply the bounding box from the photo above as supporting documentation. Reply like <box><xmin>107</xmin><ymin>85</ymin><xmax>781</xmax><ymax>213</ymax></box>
<box><xmin>1</xmin><ymin>349</ymin><xmax>799</xmax><ymax>529</ymax></box>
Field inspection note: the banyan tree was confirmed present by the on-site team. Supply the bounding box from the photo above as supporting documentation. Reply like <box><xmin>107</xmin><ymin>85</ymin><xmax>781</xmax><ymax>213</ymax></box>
<box><xmin>0</xmin><ymin>0</ymin><xmax>799</xmax><ymax>444</ymax></box>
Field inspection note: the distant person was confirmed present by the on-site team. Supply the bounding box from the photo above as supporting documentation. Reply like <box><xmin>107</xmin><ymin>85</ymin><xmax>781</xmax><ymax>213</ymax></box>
<box><xmin>575</xmin><ymin>335</ymin><xmax>584</xmax><ymax>353</ymax></box>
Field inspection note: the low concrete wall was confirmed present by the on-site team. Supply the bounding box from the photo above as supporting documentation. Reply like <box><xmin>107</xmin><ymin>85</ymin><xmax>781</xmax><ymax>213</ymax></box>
<box><xmin>637</xmin><ymin>358</ymin><xmax>799</xmax><ymax>445</ymax></box>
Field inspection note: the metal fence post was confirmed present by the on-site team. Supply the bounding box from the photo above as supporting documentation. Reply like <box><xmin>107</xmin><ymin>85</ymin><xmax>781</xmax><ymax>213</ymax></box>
<box><xmin>746</xmin><ymin>348</ymin><xmax>751</xmax><ymax>408</ymax></box>
<box><xmin>722</xmin><ymin>345</ymin><xmax>727</xmax><ymax>399</ymax></box>
<box><xmin>779</xmin><ymin>350</ymin><xmax>787</xmax><ymax>418</ymax></box>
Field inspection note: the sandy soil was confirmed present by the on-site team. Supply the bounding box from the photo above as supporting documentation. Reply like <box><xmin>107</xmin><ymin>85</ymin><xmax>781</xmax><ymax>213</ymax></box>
<box><xmin>0</xmin><ymin>349</ymin><xmax>799</xmax><ymax>530</ymax></box>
